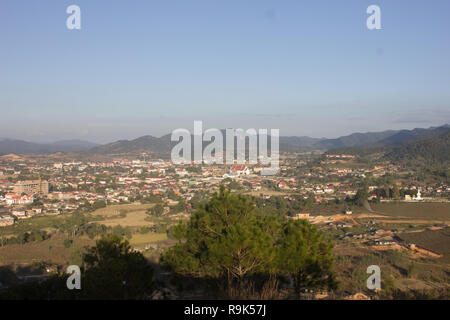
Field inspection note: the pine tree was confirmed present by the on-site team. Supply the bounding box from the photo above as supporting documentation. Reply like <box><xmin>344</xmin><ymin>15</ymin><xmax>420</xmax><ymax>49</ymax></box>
<box><xmin>161</xmin><ymin>186</ymin><xmax>337</xmax><ymax>298</ymax></box>
<box><xmin>393</xmin><ymin>184</ymin><xmax>400</xmax><ymax>199</ymax></box>
<box><xmin>384</xmin><ymin>185</ymin><xmax>390</xmax><ymax>199</ymax></box>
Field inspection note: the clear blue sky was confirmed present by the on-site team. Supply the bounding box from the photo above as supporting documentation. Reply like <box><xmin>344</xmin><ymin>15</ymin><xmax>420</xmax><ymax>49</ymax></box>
<box><xmin>1</xmin><ymin>0</ymin><xmax>449</xmax><ymax>143</ymax></box>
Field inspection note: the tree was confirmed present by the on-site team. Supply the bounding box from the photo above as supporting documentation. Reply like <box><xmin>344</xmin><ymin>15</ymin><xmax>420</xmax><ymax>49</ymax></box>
<box><xmin>63</xmin><ymin>238</ymin><xmax>73</xmax><ymax>248</ymax></box>
<box><xmin>0</xmin><ymin>235</ymin><xmax>155</xmax><ymax>300</ymax></box>
<box><xmin>393</xmin><ymin>184</ymin><xmax>400</xmax><ymax>199</ymax></box>
<box><xmin>161</xmin><ymin>187</ymin><xmax>337</xmax><ymax>298</ymax></box>
<box><xmin>81</xmin><ymin>234</ymin><xmax>154</xmax><ymax>299</ymax></box>
<box><xmin>407</xmin><ymin>262</ymin><xmax>416</xmax><ymax>277</ymax></box>
<box><xmin>0</xmin><ymin>266</ymin><xmax>20</xmax><ymax>288</ymax></box>
<box><xmin>147</xmin><ymin>203</ymin><xmax>164</xmax><ymax>216</ymax></box>
<box><xmin>384</xmin><ymin>185</ymin><xmax>390</xmax><ymax>199</ymax></box>
<box><xmin>278</xmin><ymin>219</ymin><xmax>338</xmax><ymax>293</ymax></box>
<box><xmin>162</xmin><ymin>188</ymin><xmax>275</xmax><ymax>296</ymax></box>
<box><xmin>170</xmin><ymin>200</ymin><xmax>187</xmax><ymax>214</ymax></box>
<box><xmin>111</xmin><ymin>225</ymin><xmax>132</xmax><ymax>240</ymax></box>
<box><xmin>91</xmin><ymin>201</ymin><xmax>107</xmax><ymax>210</ymax></box>
<box><xmin>305</xmin><ymin>193</ymin><xmax>316</xmax><ymax>209</ymax></box>
<box><xmin>354</xmin><ymin>188</ymin><xmax>368</xmax><ymax>206</ymax></box>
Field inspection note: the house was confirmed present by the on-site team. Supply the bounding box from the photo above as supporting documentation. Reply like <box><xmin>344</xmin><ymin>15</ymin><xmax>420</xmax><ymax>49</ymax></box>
<box><xmin>253</xmin><ymin>167</ymin><xmax>262</xmax><ymax>174</ymax></box>
<box><xmin>230</xmin><ymin>165</ymin><xmax>250</xmax><ymax>176</ymax></box>
<box><xmin>374</xmin><ymin>236</ymin><xmax>396</xmax><ymax>245</ymax></box>
<box><xmin>176</xmin><ymin>168</ymin><xmax>189</xmax><ymax>177</ymax></box>
<box><xmin>368</xmin><ymin>194</ymin><xmax>378</xmax><ymax>200</ymax></box>
<box><xmin>46</xmin><ymin>209</ymin><xmax>61</xmax><ymax>216</ymax></box>
<box><xmin>5</xmin><ymin>193</ymin><xmax>34</xmax><ymax>206</ymax></box>
<box><xmin>251</xmin><ymin>183</ymin><xmax>261</xmax><ymax>191</ymax></box>
<box><xmin>12</xmin><ymin>208</ymin><xmax>28</xmax><ymax>219</ymax></box>
<box><xmin>278</xmin><ymin>181</ymin><xmax>290</xmax><ymax>189</ymax></box>
<box><xmin>5</xmin><ymin>193</ymin><xmax>19</xmax><ymax>205</ymax></box>
<box><xmin>336</xmin><ymin>222</ymin><xmax>351</xmax><ymax>228</ymax></box>
<box><xmin>293</xmin><ymin>211</ymin><xmax>310</xmax><ymax>220</ymax></box>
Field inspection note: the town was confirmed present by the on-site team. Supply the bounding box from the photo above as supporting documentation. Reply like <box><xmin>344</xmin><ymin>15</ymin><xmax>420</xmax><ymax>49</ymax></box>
<box><xmin>0</xmin><ymin>153</ymin><xmax>447</xmax><ymax>225</ymax></box>
<box><xmin>0</xmin><ymin>134</ymin><xmax>449</xmax><ymax>300</ymax></box>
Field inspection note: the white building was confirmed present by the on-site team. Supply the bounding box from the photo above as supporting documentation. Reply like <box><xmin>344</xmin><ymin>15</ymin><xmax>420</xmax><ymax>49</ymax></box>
<box><xmin>414</xmin><ymin>188</ymin><xmax>423</xmax><ymax>200</ymax></box>
<box><xmin>230</xmin><ymin>165</ymin><xmax>250</xmax><ymax>176</ymax></box>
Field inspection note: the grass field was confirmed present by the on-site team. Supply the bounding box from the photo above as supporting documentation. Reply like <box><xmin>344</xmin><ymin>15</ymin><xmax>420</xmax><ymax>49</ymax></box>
<box><xmin>99</xmin><ymin>212</ymin><xmax>153</xmax><ymax>227</ymax></box>
<box><xmin>0</xmin><ymin>215</ymin><xmax>65</xmax><ymax>236</ymax></box>
<box><xmin>129</xmin><ymin>233</ymin><xmax>167</xmax><ymax>246</ymax></box>
<box><xmin>90</xmin><ymin>203</ymin><xmax>155</xmax><ymax>227</ymax></box>
<box><xmin>0</xmin><ymin>234</ymin><xmax>95</xmax><ymax>266</ymax></box>
<box><xmin>243</xmin><ymin>190</ymin><xmax>291</xmax><ymax>197</ymax></box>
<box><xmin>325</xmin><ymin>160</ymin><xmax>369</xmax><ymax>169</ymax></box>
<box><xmin>397</xmin><ymin>228</ymin><xmax>450</xmax><ymax>263</ymax></box>
<box><xmin>90</xmin><ymin>203</ymin><xmax>155</xmax><ymax>218</ymax></box>
<box><xmin>372</xmin><ymin>202</ymin><xmax>450</xmax><ymax>220</ymax></box>
<box><xmin>334</xmin><ymin>242</ymin><xmax>450</xmax><ymax>294</ymax></box>
<box><xmin>309</xmin><ymin>204</ymin><xmax>366</xmax><ymax>216</ymax></box>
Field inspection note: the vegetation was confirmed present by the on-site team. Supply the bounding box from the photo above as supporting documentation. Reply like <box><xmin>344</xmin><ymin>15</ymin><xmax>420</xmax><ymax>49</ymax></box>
<box><xmin>371</xmin><ymin>202</ymin><xmax>450</xmax><ymax>220</ymax></box>
<box><xmin>147</xmin><ymin>203</ymin><xmax>164</xmax><ymax>216</ymax></box>
<box><xmin>161</xmin><ymin>187</ymin><xmax>337</xmax><ymax>298</ymax></box>
<box><xmin>0</xmin><ymin>235</ymin><xmax>155</xmax><ymax>299</ymax></box>
<box><xmin>384</xmin><ymin>130</ymin><xmax>450</xmax><ymax>167</ymax></box>
<box><xmin>398</xmin><ymin>227</ymin><xmax>450</xmax><ymax>262</ymax></box>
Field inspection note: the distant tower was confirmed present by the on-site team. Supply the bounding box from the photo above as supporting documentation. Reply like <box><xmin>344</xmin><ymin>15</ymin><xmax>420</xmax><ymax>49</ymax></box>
<box><xmin>416</xmin><ymin>188</ymin><xmax>422</xmax><ymax>200</ymax></box>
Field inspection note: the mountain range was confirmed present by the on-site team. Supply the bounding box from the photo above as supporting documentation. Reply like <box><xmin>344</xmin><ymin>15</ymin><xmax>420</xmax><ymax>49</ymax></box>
<box><xmin>0</xmin><ymin>139</ymin><xmax>98</xmax><ymax>155</ymax></box>
<box><xmin>86</xmin><ymin>124</ymin><xmax>449</xmax><ymax>156</ymax></box>
<box><xmin>383</xmin><ymin>129</ymin><xmax>450</xmax><ymax>165</ymax></box>
<box><xmin>325</xmin><ymin>125</ymin><xmax>450</xmax><ymax>167</ymax></box>
<box><xmin>0</xmin><ymin>125</ymin><xmax>448</xmax><ymax>156</ymax></box>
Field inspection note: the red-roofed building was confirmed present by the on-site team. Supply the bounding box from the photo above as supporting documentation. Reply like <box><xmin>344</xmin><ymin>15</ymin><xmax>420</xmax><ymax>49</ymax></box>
<box><xmin>230</xmin><ymin>165</ymin><xmax>250</xmax><ymax>176</ymax></box>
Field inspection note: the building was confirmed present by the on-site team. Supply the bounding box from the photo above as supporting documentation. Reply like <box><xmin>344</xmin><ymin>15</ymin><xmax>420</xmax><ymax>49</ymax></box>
<box><xmin>176</xmin><ymin>168</ymin><xmax>189</xmax><ymax>176</ymax></box>
<box><xmin>414</xmin><ymin>188</ymin><xmax>423</xmax><ymax>200</ymax></box>
<box><xmin>293</xmin><ymin>211</ymin><xmax>310</xmax><ymax>220</ymax></box>
<box><xmin>13</xmin><ymin>180</ymin><xmax>49</xmax><ymax>195</ymax></box>
<box><xmin>374</xmin><ymin>236</ymin><xmax>396</xmax><ymax>245</ymax></box>
<box><xmin>11</xmin><ymin>208</ymin><xmax>28</xmax><ymax>219</ymax></box>
<box><xmin>230</xmin><ymin>165</ymin><xmax>250</xmax><ymax>176</ymax></box>
<box><xmin>5</xmin><ymin>193</ymin><xmax>34</xmax><ymax>206</ymax></box>
<box><xmin>278</xmin><ymin>181</ymin><xmax>290</xmax><ymax>189</ymax></box>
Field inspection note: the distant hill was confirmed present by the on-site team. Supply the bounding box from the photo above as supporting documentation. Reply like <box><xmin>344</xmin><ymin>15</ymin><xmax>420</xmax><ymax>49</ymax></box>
<box><xmin>326</xmin><ymin>125</ymin><xmax>449</xmax><ymax>152</ymax></box>
<box><xmin>312</xmin><ymin>130</ymin><xmax>398</xmax><ymax>150</ymax></box>
<box><xmin>325</xmin><ymin>126</ymin><xmax>449</xmax><ymax>167</ymax></box>
<box><xmin>278</xmin><ymin>136</ymin><xmax>322</xmax><ymax>149</ymax></box>
<box><xmin>85</xmin><ymin>125</ymin><xmax>449</xmax><ymax>156</ymax></box>
<box><xmin>87</xmin><ymin>135</ymin><xmax>173</xmax><ymax>156</ymax></box>
<box><xmin>373</xmin><ymin>125</ymin><xmax>450</xmax><ymax>147</ymax></box>
<box><xmin>383</xmin><ymin>129</ymin><xmax>450</xmax><ymax>166</ymax></box>
<box><xmin>0</xmin><ymin>139</ymin><xmax>98</xmax><ymax>155</ymax></box>
<box><xmin>2</xmin><ymin>125</ymin><xmax>447</xmax><ymax>156</ymax></box>
<box><xmin>47</xmin><ymin>140</ymin><xmax>99</xmax><ymax>151</ymax></box>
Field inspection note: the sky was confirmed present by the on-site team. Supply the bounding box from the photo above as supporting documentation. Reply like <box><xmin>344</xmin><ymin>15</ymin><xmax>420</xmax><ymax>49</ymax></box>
<box><xmin>1</xmin><ymin>0</ymin><xmax>449</xmax><ymax>143</ymax></box>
